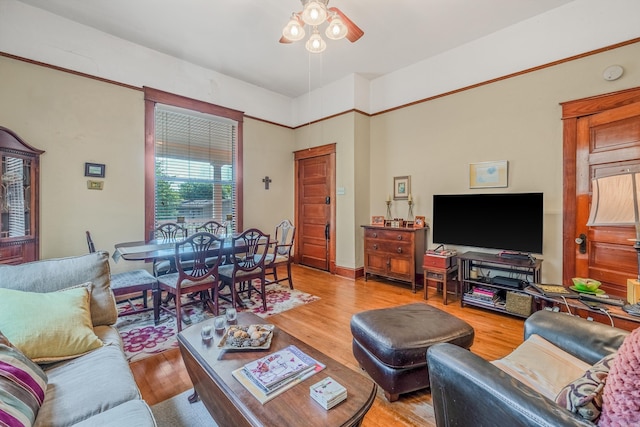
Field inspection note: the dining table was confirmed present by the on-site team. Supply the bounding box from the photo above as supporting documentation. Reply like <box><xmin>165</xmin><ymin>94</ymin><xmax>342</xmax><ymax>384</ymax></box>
<box><xmin>113</xmin><ymin>234</ymin><xmax>273</xmax><ymax>324</ymax></box>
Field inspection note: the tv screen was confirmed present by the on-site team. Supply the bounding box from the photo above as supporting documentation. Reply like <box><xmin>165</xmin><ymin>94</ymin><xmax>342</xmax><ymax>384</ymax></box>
<box><xmin>432</xmin><ymin>193</ymin><xmax>543</xmax><ymax>254</ymax></box>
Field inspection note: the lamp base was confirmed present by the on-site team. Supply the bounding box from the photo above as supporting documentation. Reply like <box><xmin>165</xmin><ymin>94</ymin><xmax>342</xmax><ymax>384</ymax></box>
<box><xmin>628</xmin><ymin>279</ymin><xmax>640</xmax><ymax>304</ymax></box>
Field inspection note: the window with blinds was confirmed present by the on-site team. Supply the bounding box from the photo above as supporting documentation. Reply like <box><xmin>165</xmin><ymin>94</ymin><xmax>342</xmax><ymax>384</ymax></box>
<box><xmin>154</xmin><ymin>105</ymin><xmax>236</xmax><ymax>235</ymax></box>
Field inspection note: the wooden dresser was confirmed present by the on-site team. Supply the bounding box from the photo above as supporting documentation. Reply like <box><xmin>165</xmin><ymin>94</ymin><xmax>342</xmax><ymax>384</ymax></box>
<box><xmin>362</xmin><ymin>225</ymin><xmax>427</xmax><ymax>292</ymax></box>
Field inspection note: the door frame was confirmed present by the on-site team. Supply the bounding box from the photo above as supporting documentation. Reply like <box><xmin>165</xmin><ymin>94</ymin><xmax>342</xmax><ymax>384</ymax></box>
<box><xmin>294</xmin><ymin>143</ymin><xmax>337</xmax><ymax>274</ymax></box>
<box><xmin>561</xmin><ymin>86</ymin><xmax>640</xmax><ymax>284</ymax></box>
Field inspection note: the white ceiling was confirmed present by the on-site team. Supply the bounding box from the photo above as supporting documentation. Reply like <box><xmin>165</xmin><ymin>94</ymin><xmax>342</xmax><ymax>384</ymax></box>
<box><xmin>15</xmin><ymin>0</ymin><xmax>575</xmax><ymax>98</ymax></box>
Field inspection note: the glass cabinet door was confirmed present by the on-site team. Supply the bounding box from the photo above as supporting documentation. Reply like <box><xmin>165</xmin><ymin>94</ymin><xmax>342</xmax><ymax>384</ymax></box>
<box><xmin>1</xmin><ymin>154</ymin><xmax>33</xmax><ymax>239</ymax></box>
<box><xmin>0</xmin><ymin>126</ymin><xmax>43</xmax><ymax>264</ymax></box>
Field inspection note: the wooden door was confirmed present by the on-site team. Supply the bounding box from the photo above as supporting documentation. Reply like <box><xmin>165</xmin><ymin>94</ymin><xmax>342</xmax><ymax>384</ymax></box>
<box><xmin>563</xmin><ymin>87</ymin><xmax>640</xmax><ymax>298</ymax></box>
<box><xmin>294</xmin><ymin>144</ymin><xmax>336</xmax><ymax>272</ymax></box>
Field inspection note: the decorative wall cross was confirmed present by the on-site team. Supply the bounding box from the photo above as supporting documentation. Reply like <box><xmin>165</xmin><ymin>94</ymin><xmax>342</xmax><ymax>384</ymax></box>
<box><xmin>262</xmin><ymin>176</ymin><xmax>272</xmax><ymax>190</ymax></box>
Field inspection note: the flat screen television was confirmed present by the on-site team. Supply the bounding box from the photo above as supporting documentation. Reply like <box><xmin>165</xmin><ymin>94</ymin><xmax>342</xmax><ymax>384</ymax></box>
<box><xmin>432</xmin><ymin>192</ymin><xmax>543</xmax><ymax>254</ymax></box>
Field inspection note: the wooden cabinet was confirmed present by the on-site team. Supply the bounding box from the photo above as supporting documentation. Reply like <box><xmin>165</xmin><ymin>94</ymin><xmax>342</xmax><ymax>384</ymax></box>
<box><xmin>0</xmin><ymin>127</ymin><xmax>44</xmax><ymax>265</ymax></box>
<box><xmin>362</xmin><ymin>226</ymin><xmax>427</xmax><ymax>292</ymax></box>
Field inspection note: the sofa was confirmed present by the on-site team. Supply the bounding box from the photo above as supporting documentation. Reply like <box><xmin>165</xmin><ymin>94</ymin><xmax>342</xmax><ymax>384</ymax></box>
<box><xmin>0</xmin><ymin>251</ymin><xmax>156</xmax><ymax>427</ymax></box>
<box><xmin>427</xmin><ymin>310</ymin><xmax>632</xmax><ymax>427</ymax></box>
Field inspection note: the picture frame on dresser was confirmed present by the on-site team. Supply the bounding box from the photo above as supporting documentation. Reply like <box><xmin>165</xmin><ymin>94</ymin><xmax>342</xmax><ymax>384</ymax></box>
<box><xmin>371</xmin><ymin>216</ymin><xmax>385</xmax><ymax>226</ymax></box>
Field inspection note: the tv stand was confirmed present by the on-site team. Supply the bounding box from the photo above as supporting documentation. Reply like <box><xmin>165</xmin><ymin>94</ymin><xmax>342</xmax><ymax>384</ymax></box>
<box><xmin>458</xmin><ymin>251</ymin><xmax>543</xmax><ymax>318</ymax></box>
<box><xmin>497</xmin><ymin>251</ymin><xmax>536</xmax><ymax>263</ymax></box>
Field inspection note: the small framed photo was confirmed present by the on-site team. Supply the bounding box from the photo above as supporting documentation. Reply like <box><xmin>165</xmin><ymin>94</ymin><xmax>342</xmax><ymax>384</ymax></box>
<box><xmin>371</xmin><ymin>215</ymin><xmax>385</xmax><ymax>226</ymax></box>
<box><xmin>414</xmin><ymin>216</ymin><xmax>426</xmax><ymax>228</ymax></box>
<box><xmin>84</xmin><ymin>162</ymin><xmax>105</xmax><ymax>178</ymax></box>
<box><xmin>469</xmin><ymin>161</ymin><xmax>508</xmax><ymax>189</ymax></box>
<box><xmin>393</xmin><ymin>176</ymin><xmax>411</xmax><ymax>200</ymax></box>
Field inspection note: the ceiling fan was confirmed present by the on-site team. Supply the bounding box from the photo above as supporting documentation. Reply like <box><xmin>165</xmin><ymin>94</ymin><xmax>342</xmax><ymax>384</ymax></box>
<box><xmin>280</xmin><ymin>0</ymin><xmax>364</xmax><ymax>53</ymax></box>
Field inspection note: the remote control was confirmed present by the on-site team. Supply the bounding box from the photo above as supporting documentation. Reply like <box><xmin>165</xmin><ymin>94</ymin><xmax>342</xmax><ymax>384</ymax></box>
<box><xmin>578</xmin><ymin>294</ymin><xmax>627</xmax><ymax>307</ymax></box>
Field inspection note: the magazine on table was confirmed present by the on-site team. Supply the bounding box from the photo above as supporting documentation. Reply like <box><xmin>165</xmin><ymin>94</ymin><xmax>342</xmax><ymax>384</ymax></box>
<box><xmin>242</xmin><ymin>345</ymin><xmax>321</xmax><ymax>393</ymax></box>
<box><xmin>530</xmin><ymin>283</ymin><xmax>579</xmax><ymax>298</ymax></box>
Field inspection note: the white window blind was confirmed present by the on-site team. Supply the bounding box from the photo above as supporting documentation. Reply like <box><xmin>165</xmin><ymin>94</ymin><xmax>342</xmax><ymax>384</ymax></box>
<box><xmin>154</xmin><ymin>105</ymin><xmax>236</xmax><ymax>235</ymax></box>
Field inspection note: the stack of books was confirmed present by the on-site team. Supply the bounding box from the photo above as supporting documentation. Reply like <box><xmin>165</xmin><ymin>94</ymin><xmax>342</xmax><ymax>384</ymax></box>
<box><xmin>233</xmin><ymin>344</ymin><xmax>325</xmax><ymax>404</ymax></box>
<box><xmin>466</xmin><ymin>286</ymin><xmax>499</xmax><ymax>304</ymax></box>
<box><xmin>310</xmin><ymin>377</ymin><xmax>347</xmax><ymax>410</ymax></box>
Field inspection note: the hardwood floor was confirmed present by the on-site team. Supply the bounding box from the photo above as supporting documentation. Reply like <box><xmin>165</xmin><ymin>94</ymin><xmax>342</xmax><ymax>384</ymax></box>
<box><xmin>131</xmin><ymin>264</ymin><xmax>525</xmax><ymax>426</ymax></box>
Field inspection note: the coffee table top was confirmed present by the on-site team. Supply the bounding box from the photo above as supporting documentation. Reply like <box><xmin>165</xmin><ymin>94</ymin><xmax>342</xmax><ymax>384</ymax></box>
<box><xmin>178</xmin><ymin>312</ymin><xmax>376</xmax><ymax>427</ymax></box>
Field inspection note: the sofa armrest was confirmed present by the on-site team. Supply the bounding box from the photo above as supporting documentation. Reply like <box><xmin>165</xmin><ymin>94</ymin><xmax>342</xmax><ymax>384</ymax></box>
<box><xmin>524</xmin><ymin>310</ymin><xmax>628</xmax><ymax>365</ymax></box>
<box><xmin>427</xmin><ymin>343</ymin><xmax>594</xmax><ymax>427</ymax></box>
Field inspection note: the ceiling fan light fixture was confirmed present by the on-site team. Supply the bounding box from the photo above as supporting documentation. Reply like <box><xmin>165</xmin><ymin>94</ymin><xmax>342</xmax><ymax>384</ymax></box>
<box><xmin>325</xmin><ymin>16</ymin><xmax>347</xmax><ymax>40</ymax></box>
<box><xmin>301</xmin><ymin>0</ymin><xmax>327</xmax><ymax>26</ymax></box>
<box><xmin>305</xmin><ymin>29</ymin><xmax>326</xmax><ymax>53</ymax></box>
<box><xmin>283</xmin><ymin>16</ymin><xmax>306</xmax><ymax>42</ymax></box>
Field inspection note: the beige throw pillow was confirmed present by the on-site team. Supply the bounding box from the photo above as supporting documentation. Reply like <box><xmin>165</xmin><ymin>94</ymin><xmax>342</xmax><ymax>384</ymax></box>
<box><xmin>0</xmin><ymin>284</ymin><xmax>103</xmax><ymax>363</ymax></box>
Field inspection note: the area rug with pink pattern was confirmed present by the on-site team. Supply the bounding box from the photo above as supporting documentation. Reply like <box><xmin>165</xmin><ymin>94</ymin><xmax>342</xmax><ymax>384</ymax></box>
<box><xmin>114</xmin><ymin>284</ymin><xmax>320</xmax><ymax>362</ymax></box>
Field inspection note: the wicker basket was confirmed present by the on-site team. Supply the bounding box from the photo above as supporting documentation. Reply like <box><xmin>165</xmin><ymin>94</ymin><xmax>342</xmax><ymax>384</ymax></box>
<box><xmin>505</xmin><ymin>291</ymin><xmax>532</xmax><ymax>317</ymax></box>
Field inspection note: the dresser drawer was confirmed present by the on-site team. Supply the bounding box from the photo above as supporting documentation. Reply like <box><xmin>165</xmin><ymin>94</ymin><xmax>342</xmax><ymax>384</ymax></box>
<box><xmin>365</xmin><ymin>240</ymin><xmax>412</xmax><ymax>256</ymax></box>
<box><xmin>364</xmin><ymin>228</ymin><xmax>411</xmax><ymax>242</ymax></box>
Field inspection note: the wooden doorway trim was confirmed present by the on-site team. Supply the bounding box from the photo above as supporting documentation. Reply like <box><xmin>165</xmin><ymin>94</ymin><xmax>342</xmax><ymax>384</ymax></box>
<box><xmin>561</xmin><ymin>86</ymin><xmax>640</xmax><ymax>284</ymax></box>
<box><xmin>294</xmin><ymin>143</ymin><xmax>337</xmax><ymax>274</ymax></box>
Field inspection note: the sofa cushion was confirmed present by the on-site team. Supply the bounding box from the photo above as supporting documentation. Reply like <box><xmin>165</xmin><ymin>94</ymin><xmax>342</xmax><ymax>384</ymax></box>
<box><xmin>491</xmin><ymin>334</ymin><xmax>591</xmax><ymax>400</ymax></box>
<box><xmin>0</xmin><ymin>251</ymin><xmax>117</xmax><ymax>327</ymax></box>
<box><xmin>0</xmin><ymin>286</ymin><xmax>103</xmax><ymax>363</ymax></box>
<box><xmin>71</xmin><ymin>400</ymin><xmax>156</xmax><ymax>427</ymax></box>
<box><xmin>599</xmin><ymin>327</ymin><xmax>640</xmax><ymax>426</ymax></box>
<box><xmin>555</xmin><ymin>352</ymin><xmax>615</xmax><ymax>422</ymax></box>
<box><xmin>36</xmin><ymin>343</ymin><xmax>142</xmax><ymax>427</ymax></box>
<box><xmin>0</xmin><ymin>331</ymin><xmax>48</xmax><ymax>427</ymax></box>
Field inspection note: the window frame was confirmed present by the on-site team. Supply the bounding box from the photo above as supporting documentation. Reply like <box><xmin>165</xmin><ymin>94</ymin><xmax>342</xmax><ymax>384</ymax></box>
<box><xmin>144</xmin><ymin>87</ymin><xmax>244</xmax><ymax>239</ymax></box>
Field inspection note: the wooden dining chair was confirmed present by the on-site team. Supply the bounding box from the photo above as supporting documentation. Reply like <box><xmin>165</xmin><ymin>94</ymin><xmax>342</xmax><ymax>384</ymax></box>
<box><xmin>218</xmin><ymin>228</ymin><xmax>270</xmax><ymax>312</ymax></box>
<box><xmin>154</xmin><ymin>232</ymin><xmax>225</xmax><ymax>331</ymax></box>
<box><xmin>150</xmin><ymin>222</ymin><xmax>188</xmax><ymax>277</ymax></box>
<box><xmin>264</xmin><ymin>219</ymin><xmax>296</xmax><ymax>289</ymax></box>
<box><xmin>196</xmin><ymin>220</ymin><xmax>226</xmax><ymax>235</ymax></box>
<box><xmin>85</xmin><ymin>231</ymin><xmax>157</xmax><ymax>316</ymax></box>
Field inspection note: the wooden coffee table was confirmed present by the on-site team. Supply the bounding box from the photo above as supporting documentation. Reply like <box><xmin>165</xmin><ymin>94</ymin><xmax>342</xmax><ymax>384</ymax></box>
<box><xmin>177</xmin><ymin>312</ymin><xmax>376</xmax><ymax>427</ymax></box>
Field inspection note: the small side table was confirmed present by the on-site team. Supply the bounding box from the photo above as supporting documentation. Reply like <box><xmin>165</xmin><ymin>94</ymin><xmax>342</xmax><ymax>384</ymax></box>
<box><xmin>423</xmin><ymin>264</ymin><xmax>459</xmax><ymax>305</ymax></box>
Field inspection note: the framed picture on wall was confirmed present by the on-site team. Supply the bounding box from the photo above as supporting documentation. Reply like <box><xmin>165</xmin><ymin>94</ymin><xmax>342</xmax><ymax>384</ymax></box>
<box><xmin>469</xmin><ymin>161</ymin><xmax>508</xmax><ymax>188</ymax></box>
<box><xmin>393</xmin><ymin>176</ymin><xmax>411</xmax><ymax>200</ymax></box>
<box><xmin>84</xmin><ymin>162</ymin><xmax>105</xmax><ymax>178</ymax></box>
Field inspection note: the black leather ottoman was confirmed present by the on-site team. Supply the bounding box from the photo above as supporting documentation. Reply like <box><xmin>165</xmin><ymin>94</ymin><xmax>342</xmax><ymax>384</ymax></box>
<box><xmin>350</xmin><ymin>303</ymin><xmax>474</xmax><ymax>401</ymax></box>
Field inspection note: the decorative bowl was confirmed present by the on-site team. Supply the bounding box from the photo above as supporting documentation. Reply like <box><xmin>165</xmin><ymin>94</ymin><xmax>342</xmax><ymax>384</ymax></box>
<box><xmin>571</xmin><ymin>278</ymin><xmax>602</xmax><ymax>292</ymax></box>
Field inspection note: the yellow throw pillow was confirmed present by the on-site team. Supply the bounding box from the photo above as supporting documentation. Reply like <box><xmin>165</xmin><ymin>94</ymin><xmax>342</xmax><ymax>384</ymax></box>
<box><xmin>0</xmin><ymin>284</ymin><xmax>103</xmax><ymax>363</ymax></box>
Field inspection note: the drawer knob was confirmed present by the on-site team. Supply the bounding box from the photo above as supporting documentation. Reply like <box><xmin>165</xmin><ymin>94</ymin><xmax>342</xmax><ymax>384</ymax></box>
<box><xmin>373</xmin><ymin>232</ymin><xmax>377</xmax><ymax>238</ymax></box>
<box><xmin>396</xmin><ymin>235</ymin><xmax>403</xmax><ymax>241</ymax></box>
<box><xmin>373</xmin><ymin>244</ymin><xmax>378</xmax><ymax>250</ymax></box>
<box><xmin>397</xmin><ymin>247</ymin><xmax>403</xmax><ymax>253</ymax></box>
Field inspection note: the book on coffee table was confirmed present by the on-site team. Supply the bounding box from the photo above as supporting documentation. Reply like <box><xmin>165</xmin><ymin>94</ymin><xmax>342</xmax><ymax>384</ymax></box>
<box><xmin>233</xmin><ymin>345</ymin><xmax>326</xmax><ymax>404</ymax></box>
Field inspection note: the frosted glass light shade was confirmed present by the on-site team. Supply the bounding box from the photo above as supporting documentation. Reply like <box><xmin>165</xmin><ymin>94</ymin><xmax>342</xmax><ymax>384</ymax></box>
<box><xmin>305</xmin><ymin>30</ymin><xmax>326</xmax><ymax>53</ymax></box>
<box><xmin>325</xmin><ymin>17</ymin><xmax>348</xmax><ymax>40</ymax></box>
<box><xmin>301</xmin><ymin>0</ymin><xmax>327</xmax><ymax>26</ymax></box>
<box><xmin>283</xmin><ymin>17</ymin><xmax>305</xmax><ymax>41</ymax></box>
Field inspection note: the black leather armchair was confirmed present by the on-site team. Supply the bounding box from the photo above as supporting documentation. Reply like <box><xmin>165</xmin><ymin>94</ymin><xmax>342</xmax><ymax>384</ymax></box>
<box><xmin>427</xmin><ymin>310</ymin><xmax>629</xmax><ymax>427</ymax></box>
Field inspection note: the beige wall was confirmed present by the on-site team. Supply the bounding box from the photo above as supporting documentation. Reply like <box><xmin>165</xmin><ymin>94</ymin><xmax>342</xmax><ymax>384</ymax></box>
<box><xmin>370</xmin><ymin>41</ymin><xmax>640</xmax><ymax>283</ymax></box>
<box><xmin>2</xmin><ymin>41</ymin><xmax>640</xmax><ymax>281</ymax></box>
<box><xmin>0</xmin><ymin>56</ymin><xmax>294</xmax><ymax>273</ymax></box>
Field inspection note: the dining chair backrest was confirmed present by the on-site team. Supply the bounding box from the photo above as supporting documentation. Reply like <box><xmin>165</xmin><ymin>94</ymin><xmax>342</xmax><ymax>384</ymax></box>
<box><xmin>274</xmin><ymin>219</ymin><xmax>295</xmax><ymax>256</ymax></box>
<box><xmin>174</xmin><ymin>232</ymin><xmax>224</xmax><ymax>282</ymax></box>
<box><xmin>86</xmin><ymin>230</ymin><xmax>96</xmax><ymax>253</ymax></box>
<box><xmin>231</xmin><ymin>228</ymin><xmax>270</xmax><ymax>273</ymax></box>
<box><xmin>196</xmin><ymin>220</ymin><xmax>226</xmax><ymax>235</ymax></box>
<box><xmin>152</xmin><ymin>222</ymin><xmax>187</xmax><ymax>242</ymax></box>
